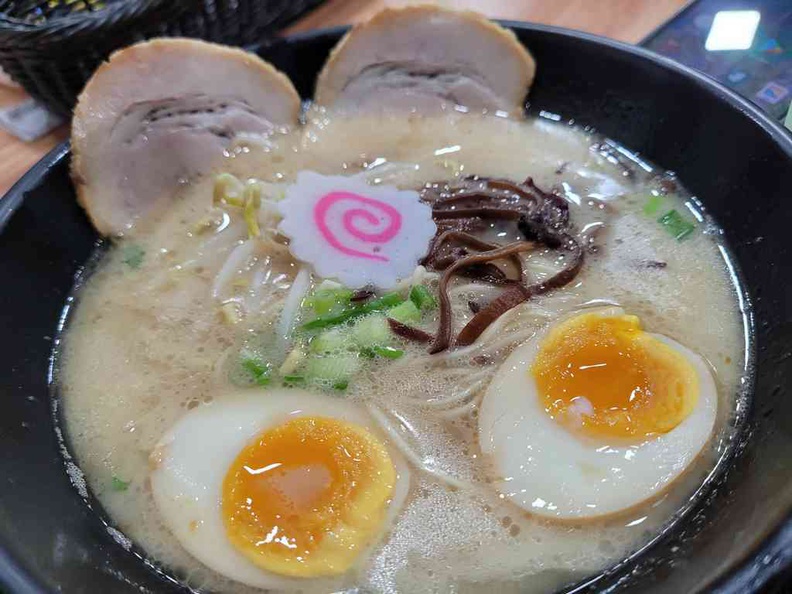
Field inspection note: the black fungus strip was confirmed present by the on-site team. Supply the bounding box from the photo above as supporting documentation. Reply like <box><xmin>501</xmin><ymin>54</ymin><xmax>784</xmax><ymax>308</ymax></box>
<box><xmin>430</xmin><ymin>242</ymin><xmax>536</xmax><ymax>354</ymax></box>
<box><xmin>456</xmin><ymin>236</ymin><xmax>584</xmax><ymax>347</ymax></box>
<box><xmin>350</xmin><ymin>288</ymin><xmax>375</xmax><ymax>302</ymax></box>
<box><xmin>387</xmin><ymin>318</ymin><xmax>433</xmax><ymax>343</ymax></box>
<box><xmin>416</xmin><ymin>176</ymin><xmax>585</xmax><ymax>353</ymax></box>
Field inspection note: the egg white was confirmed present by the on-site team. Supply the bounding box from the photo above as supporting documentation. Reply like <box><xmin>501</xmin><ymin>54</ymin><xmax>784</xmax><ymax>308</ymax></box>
<box><xmin>478</xmin><ymin>309</ymin><xmax>718</xmax><ymax>520</ymax></box>
<box><xmin>150</xmin><ymin>389</ymin><xmax>411</xmax><ymax>588</ymax></box>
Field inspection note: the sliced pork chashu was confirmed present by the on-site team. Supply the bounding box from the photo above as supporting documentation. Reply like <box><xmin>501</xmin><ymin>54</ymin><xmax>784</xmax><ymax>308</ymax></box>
<box><xmin>72</xmin><ymin>38</ymin><xmax>300</xmax><ymax>236</ymax></box>
<box><xmin>315</xmin><ymin>5</ymin><xmax>536</xmax><ymax>116</ymax></box>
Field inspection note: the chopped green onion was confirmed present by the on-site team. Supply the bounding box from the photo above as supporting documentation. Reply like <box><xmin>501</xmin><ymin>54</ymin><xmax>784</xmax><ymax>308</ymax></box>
<box><xmin>409</xmin><ymin>284</ymin><xmax>437</xmax><ymax>310</ymax></box>
<box><xmin>111</xmin><ymin>476</ymin><xmax>130</xmax><ymax>492</ymax></box>
<box><xmin>360</xmin><ymin>345</ymin><xmax>405</xmax><ymax>359</ymax></box>
<box><xmin>657</xmin><ymin>209</ymin><xmax>695</xmax><ymax>240</ymax></box>
<box><xmin>370</xmin><ymin>345</ymin><xmax>404</xmax><ymax>359</ymax></box>
<box><xmin>303</xmin><ymin>355</ymin><xmax>360</xmax><ymax>391</ymax></box>
<box><xmin>243</xmin><ymin>183</ymin><xmax>262</xmax><ymax>239</ymax></box>
<box><xmin>310</xmin><ymin>328</ymin><xmax>353</xmax><ymax>354</ymax></box>
<box><xmin>241</xmin><ymin>356</ymin><xmax>271</xmax><ymax>386</ymax></box>
<box><xmin>304</xmin><ymin>288</ymin><xmax>355</xmax><ymax>316</ymax></box>
<box><xmin>213</xmin><ymin>173</ymin><xmax>244</xmax><ymax>207</ymax></box>
<box><xmin>241</xmin><ymin>357</ymin><xmax>267</xmax><ymax>377</ymax></box>
<box><xmin>282</xmin><ymin>374</ymin><xmax>305</xmax><ymax>386</ymax></box>
<box><xmin>387</xmin><ymin>300</ymin><xmax>421</xmax><ymax>324</ymax></box>
<box><xmin>643</xmin><ymin>194</ymin><xmax>663</xmax><ymax>216</ymax></box>
<box><xmin>301</xmin><ymin>292</ymin><xmax>404</xmax><ymax>331</ymax></box>
<box><xmin>351</xmin><ymin>315</ymin><xmax>391</xmax><ymax>348</ymax></box>
<box><xmin>121</xmin><ymin>244</ymin><xmax>145</xmax><ymax>269</ymax></box>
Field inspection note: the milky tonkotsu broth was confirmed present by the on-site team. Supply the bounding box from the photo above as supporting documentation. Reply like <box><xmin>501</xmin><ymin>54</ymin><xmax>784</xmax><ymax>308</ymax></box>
<box><xmin>59</xmin><ymin>110</ymin><xmax>748</xmax><ymax>593</ymax></box>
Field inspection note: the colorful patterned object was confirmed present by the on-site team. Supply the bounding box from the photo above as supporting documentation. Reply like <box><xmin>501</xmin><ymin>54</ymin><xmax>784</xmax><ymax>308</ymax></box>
<box><xmin>278</xmin><ymin>171</ymin><xmax>436</xmax><ymax>289</ymax></box>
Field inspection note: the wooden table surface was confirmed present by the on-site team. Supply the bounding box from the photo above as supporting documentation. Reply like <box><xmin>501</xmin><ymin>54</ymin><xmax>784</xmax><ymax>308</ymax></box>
<box><xmin>0</xmin><ymin>0</ymin><xmax>687</xmax><ymax>197</ymax></box>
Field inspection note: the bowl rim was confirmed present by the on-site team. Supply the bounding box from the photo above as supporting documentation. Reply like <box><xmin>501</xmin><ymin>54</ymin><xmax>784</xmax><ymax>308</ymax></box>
<box><xmin>1</xmin><ymin>20</ymin><xmax>791</xmax><ymax>594</ymax></box>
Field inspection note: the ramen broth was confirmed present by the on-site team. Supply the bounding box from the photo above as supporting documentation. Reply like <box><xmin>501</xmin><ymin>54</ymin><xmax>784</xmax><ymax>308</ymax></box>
<box><xmin>59</xmin><ymin>110</ymin><xmax>748</xmax><ymax>593</ymax></box>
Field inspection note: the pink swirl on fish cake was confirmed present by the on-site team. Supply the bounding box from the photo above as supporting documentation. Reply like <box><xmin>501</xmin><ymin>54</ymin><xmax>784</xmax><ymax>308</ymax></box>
<box><xmin>313</xmin><ymin>191</ymin><xmax>403</xmax><ymax>262</ymax></box>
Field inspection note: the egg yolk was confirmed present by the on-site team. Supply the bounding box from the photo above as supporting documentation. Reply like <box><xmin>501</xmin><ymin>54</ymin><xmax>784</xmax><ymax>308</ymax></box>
<box><xmin>222</xmin><ymin>416</ymin><xmax>395</xmax><ymax>577</ymax></box>
<box><xmin>531</xmin><ymin>312</ymin><xmax>699</xmax><ymax>439</ymax></box>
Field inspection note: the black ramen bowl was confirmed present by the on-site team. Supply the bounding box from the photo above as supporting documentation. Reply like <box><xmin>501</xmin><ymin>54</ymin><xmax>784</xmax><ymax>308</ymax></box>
<box><xmin>1</xmin><ymin>22</ymin><xmax>791</xmax><ymax>594</ymax></box>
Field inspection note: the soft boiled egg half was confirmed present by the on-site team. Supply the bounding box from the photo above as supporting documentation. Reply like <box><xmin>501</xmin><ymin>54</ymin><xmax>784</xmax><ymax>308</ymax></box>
<box><xmin>150</xmin><ymin>389</ymin><xmax>410</xmax><ymax>588</ymax></box>
<box><xmin>478</xmin><ymin>307</ymin><xmax>718</xmax><ymax>520</ymax></box>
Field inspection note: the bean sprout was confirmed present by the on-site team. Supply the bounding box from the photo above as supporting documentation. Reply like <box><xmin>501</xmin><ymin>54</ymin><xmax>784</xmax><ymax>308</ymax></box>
<box><xmin>212</xmin><ymin>240</ymin><xmax>256</xmax><ymax>300</ymax></box>
<box><xmin>257</xmin><ymin>295</ymin><xmax>287</xmax><ymax>323</ymax></box>
<box><xmin>276</xmin><ymin>266</ymin><xmax>311</xmax><ymax>353</ymax></box>
<box><xmin>248</xmin><ymin>260</ymin><xmax>271</xmax><ymax>306</ymax></box>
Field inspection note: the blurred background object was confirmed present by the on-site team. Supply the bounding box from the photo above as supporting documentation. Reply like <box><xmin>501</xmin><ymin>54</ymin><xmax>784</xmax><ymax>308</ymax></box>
<box><xmin>0</xmin><ymin>97</ymin><xmax>61</xmax><ymax>140</ymax></box>
<box><xmin>284</xmin><ymin>0</ymin><xmax>689</xmax><ymax>44</ymax></box>
<box><xmin>644</xmin><ymin>0</ymin><xmax>792</xmax><ymax>126</ymax></box>
<box><xmin>0</xmin><ymin>0</ymin><xmax>326</xmax><ymax>115</ymax></box>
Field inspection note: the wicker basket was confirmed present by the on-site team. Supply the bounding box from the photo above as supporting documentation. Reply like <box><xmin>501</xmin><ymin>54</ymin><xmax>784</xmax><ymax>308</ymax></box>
<box><xmin>0</xmin><ymin>0</ymin><xmax>325</xmax><ymax>116</ymax></box>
